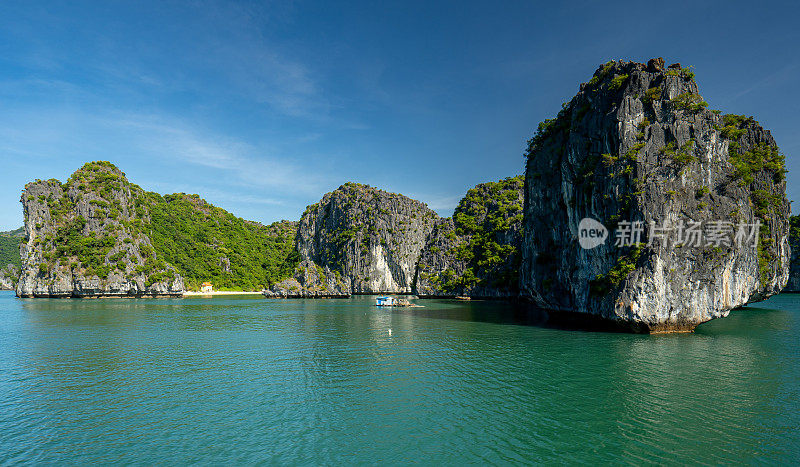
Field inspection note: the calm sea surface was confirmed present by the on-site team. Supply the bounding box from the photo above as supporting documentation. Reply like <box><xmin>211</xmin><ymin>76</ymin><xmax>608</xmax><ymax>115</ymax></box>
<box><xmin>1</xmin><ymin>290</ymin><xmax>799</xmax><ymax>464</ymax></box>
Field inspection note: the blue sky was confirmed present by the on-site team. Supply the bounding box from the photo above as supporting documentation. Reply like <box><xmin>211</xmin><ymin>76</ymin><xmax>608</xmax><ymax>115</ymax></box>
<box><xmin>1</xmin><ymin>0</ymin><xmax>798</xmax><ymax>230</ymax></box>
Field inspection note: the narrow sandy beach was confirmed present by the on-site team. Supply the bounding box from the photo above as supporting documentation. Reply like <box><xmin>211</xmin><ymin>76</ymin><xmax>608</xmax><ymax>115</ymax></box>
<box><xmin>182</xmin><ymin>291</ymin><xmax>263</xmax><ymax>297</ymax></box>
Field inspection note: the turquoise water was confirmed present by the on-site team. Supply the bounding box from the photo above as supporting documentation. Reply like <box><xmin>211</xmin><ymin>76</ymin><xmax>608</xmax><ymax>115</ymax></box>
<box><xmin>1</xmin><ymin>291</ymin><xmax>799</xmax><ymax>464</ymax></box>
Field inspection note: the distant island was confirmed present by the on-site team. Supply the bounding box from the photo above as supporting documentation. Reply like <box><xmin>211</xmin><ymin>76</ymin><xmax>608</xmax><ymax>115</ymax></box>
<box><xmin>8</xmin><ymin>58</ymin><xmax>800</xmax><ymax>333</ymax></box>
<box><xmin>15</xmin><ymin>161</ymin><xmax>296</xmax><ymax>296</ymax></box>
<box><xmin>0</xmin><ymin>227</ymin><xmax>23</xmax><ymax>290</ymax></box>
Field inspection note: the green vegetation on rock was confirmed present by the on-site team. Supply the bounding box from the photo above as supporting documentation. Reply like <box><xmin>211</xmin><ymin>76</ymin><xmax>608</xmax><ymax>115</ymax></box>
<box><xmin>609</xmin><ymin>73</ymin><xmax>629</xmax><ymax>91</ymax></box>
<box><xmin>671</xmin><ymin>92</ymin><xmax>708</xmax><ymax>113</ymax></box>
<box><xmin>717</xmin><ymin>115</ymin><xmax>788</xmax><ymax>285</ymax></box>
<box><xmin>53</xmin><ymin>216</ymin><xmax>118</xmax><ymax>279</ymax></box>
<box><xmin>525</xmin><ymin>104</ymin><xmax>572</xmax><ymax>160</ymax></box>
<box><xmin>665</xmin><ymin>67</ymin><xmax>695</xmax><ymax>80</ymax></box>
<box><xmin>0</xmin><ymin>228</ymin><xmax>23</xmax><ymax>268</ymax></box>
<box><xmin>730</xmin><ymin>142</ymin><xmax>786</xmax><ymax>185</ymax></box>
<box><xmin>587</xmin><ymin>61</ymin><xmax>615</xmax><ymax>87</ymax></box>
<box><xmin>641</xmin><ymin>86</ymin><xmax>662</xmax><ymax>105</ymax></box>
<box><xmin>142</xmin><ymin>192</ymin><xmax>298</xmax><ymax>291</ymax></box>
<box><xmin>590</xmin><ymin>243</ymin><xmax>645</xmax><ymax>296</ymax></box>
<box><xmin>427</xmin><ymin>176</ymin><xmax>524</xmax><ymax>294</ymax></box>
<box><xmin>24</xmin><ymin>161</ymin><xmax>298</xmax><ymax>291</ymax></box>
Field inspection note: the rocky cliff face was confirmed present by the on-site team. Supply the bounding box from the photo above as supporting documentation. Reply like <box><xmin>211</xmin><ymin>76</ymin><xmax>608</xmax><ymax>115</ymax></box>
<box><xmin>415</xmin><ymin>176</ymin><xmax>523</xmax><ymax>298</ymax></box>
<box><xmin>267</xmin><ymin>182</ymin><xmax>439</xmax><ymax>296</ymax></box>
<box><xmin>521</xmin><ymin>58</ymin><xmax>790</xmax><ymax>332</ymax></box>
<box><xmin>787</xmin><ymin>216</ymin><xmax>800</xmax><ymax>292</ymax></box>
<box><xmin>263</xmin><ymin>259</ymin><xmax>350</xmax><ymax>298</ymax></box>
<box><xmin>17</xmin><ymin>162</ymin><xmax>184</xmax><ymax>297</ymax></box>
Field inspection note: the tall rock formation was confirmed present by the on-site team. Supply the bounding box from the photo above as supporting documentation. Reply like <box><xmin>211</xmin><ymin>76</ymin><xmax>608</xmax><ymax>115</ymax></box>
<box><xmin>266</xmin><ymin>182</ymin><xmax>439</xmax><ymax>296</ymax></box>
<box><xmin>521</xmin><ymin>58</ymin><xmax>790</xmax><ymax>332</ymax></box>
<box><xmin>787</xmin><ymin>216</ymin><xmax>800</xmax><ymax>292</ymax></box>
<box><xmin>16</xmin><ymin>162</ymin><xmax>184</xmax><ymax>297</ymax></box>
<box><xmin>415</xmin><ymin>176</ymin><xmax>523</xmax><ymax>298</ymax></box>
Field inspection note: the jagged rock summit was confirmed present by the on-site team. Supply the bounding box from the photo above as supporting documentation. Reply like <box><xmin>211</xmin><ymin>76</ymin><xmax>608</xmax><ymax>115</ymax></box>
<box><xmin>520</xmin><ymin>58</ymin><xmax>790</xmax><ymax>332</ymax></box>
<box><xmin>16</xmin><ymin>162</ymin><xmax>184</xmax><ymax>297</ymax></box>
<box><xmin>266</xmin><ymin>182</ymin><xmax>439</xmax><ymax>296</ymax></box>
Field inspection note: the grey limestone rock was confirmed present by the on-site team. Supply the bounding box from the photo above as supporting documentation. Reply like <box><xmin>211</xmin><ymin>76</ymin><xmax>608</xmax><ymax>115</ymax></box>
<box><xmin>266</xmin><ymin>182</ymin><xmax>439</xmax><ymax>297</ymax></box>
<box><xmin>520</xmin><ymin>59</ymin><xmax>790</xmax><ymax>332</ymax></box>
<box><xmin>16</xmin><ymin>162</ymin><xmax>184</xmax><ymax>298</ymax></box>
<box><xmin>263</xmin><ymin>259</ymin><xmax>350</xmax><ymax>298</ymax></box>
<box><xmin>0</xmin><ymin>264</ymin><xmax>19</xmax><ymax>290</ymax></box>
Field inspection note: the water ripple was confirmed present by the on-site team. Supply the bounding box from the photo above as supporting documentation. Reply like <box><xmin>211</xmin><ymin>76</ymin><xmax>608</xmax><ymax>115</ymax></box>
<box><xmin>0</xmin><ymin>293</ymin><xmax>799</xmax><ymax>464</ymax></box>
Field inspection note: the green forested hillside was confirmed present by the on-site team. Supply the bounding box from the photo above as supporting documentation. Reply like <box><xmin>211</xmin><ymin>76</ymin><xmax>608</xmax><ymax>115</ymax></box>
<box><xmin>448</xmin><ymin>175</ymin><xmax>524</xmax><ymax>290</ymax></box>
<box><xmin>21</xmin><ymin>161</ymin><xmax>299</xmax><ymax>292</ymax></box>
<box><xmin>417</xmin><ymin>175</ymin><xmax>524</xmax><ymax>296</ymax></box>
<box><xmin>0</xmin><ymin>228</ymin><xmax>23</xmax><ymax>268</ymax></box>
<box><xmin>1</xmin><ymin>227</ymin><xmax>24</xmax><ymax>237</ymax></box>
<box><xmin>140</xmin><ymin>193</ymin><xmax>299</xmax><ymax>291</ymax></box>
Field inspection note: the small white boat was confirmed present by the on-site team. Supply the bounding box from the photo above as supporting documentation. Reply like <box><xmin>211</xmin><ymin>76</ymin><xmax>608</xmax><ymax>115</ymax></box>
<box><xmin>375</xmin><ymin>296</ymin><xmax>423</xmax><ymax>308</ymax></box>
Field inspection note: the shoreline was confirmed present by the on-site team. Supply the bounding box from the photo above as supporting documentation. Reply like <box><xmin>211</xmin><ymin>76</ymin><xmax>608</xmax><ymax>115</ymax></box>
<box><xmin>182</xmin><ymin>291</ymin><xmax>264</xmax><ymax>297</ymax></box>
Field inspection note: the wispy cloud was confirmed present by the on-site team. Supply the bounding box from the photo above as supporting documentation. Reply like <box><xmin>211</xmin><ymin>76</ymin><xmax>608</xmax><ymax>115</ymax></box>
<box><xmin>407</xmin><ymin>192</ymin><xmax>461</xmax><ymax>216</ymax></box>
<box><xmin>108</xmin><ymin>112</ymin><xmax>331</xmax><ymax>195</ymax></box>
<box><xmin>3</xmin><ymin>0</ymin><xmax>329</xmax><ymax>120</ymax></box>
<box><xmin>139</xmin><ymin>180</ymin><xmax>285</xmax><ymax>207</ymax></box>
<box><xmin>725</xmin><ymin>63</ymin><xmax>798</xmax><ymax>103</ymax></box>
<box><xmin>0</xmin><ymin>103</ymin><xmax>338</xmax><ymax>199</ymax></box>
<box><xmin>172</xmin><ymin>2</ymin><xmax>329</xmax><ymax>119</ymax></box>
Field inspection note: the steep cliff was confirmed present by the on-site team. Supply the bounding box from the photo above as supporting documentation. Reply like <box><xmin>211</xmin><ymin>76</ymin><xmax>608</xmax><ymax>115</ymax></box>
<box><xmin>415</xmin><ymin>176</ymin><xmax>523</xmax><ymax>298</ymax></box>
<box><xmin>788</xmin><ymin>216</ymin><xmax>800</xmax><ymax>292</ymax></box>
<box><xmin>521</xmin><ymin>58</ymin><xmax>790</xmax><ymax>332</ymax></box>
<box><xmin>267</xmin><ymin>182</ymin><xmax>439</xmax><ymax>296</ymax></box>
<box><xmin>17</xmin><ymin>162</ymin><xmax>184</xmax><ymax>297</ymax></box>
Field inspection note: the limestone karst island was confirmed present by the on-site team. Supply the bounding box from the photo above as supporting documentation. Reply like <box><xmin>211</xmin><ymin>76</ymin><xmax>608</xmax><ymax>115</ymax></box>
<box><xmin>2</xmin><ymin>1</ymin><xmax>800</xmax><ymax>464</ymax></box>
